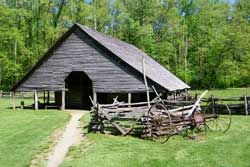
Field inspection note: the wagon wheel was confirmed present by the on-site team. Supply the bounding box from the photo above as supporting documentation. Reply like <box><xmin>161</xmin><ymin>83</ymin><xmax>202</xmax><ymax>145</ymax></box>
<box><xmin>203</xmin><ymin>102</ymin><xmax>231</xmax><ymax>133</ymax></box>
<box><xmin>147</xmin><ymin>103</ymin><xmax>175</xmax><ymax>143</ymax></box>
<box><xmin>190</xmin><ymin>112</ymin><xmax>207</xmax><ymax>138</ymax></box>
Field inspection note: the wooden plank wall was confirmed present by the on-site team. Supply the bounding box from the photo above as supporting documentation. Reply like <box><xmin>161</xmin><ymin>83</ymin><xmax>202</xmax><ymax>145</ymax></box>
<box><xmin>16</xmin><ymin>27</ymin><xmax>160</xmax><ymax>93</ymax></box>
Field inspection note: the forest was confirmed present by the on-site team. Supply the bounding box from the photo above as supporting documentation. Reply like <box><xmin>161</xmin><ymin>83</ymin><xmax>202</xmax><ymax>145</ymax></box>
<box><xmin>0</xmin><ymin>0</ymin><xmax>250</xmax><ymax>90</ymax></box>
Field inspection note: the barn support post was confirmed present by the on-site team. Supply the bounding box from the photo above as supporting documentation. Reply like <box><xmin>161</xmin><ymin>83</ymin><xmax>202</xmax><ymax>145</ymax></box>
<box><xmin>47</xmin><ymin>91</ymin><xmax>50</xmax><ymax>104</ymax></box>
<box><xmin>61</xmin><ymin>83</ymin><xmax>65</xmax><ymax>111</ymax></box>
<box><xmin>185</xmin><ymin>89</ymin><xmax>188</xmax><ymax>101</ymax></box>
<box><xmin>128</xmin><ymin>93</ymin><xmax>131</xmax><ymax>108</ymax></box>
<box><xmin>93</xmin><ymin>89</ymin><xmax>97</xmax><ymax>106</ymax></box>
<box><xmin>34</xmin><ymin>91</ymin><xmax>38</xmax><ymax>110</ymax></box>
<box><xmin>142</xmin><ymin>55</ymin><xmax>150</xmax><ymax>108</ymax></box>
<box><xmin>244</xmin><ymin>94</ymin><xmax>248</xmax><ymax>116</ymax></box>
<box><xmin>43</xmin><ymin>91</ymin><xmax>46</xmax><ymax>109</ymax></box>
<box><xmin>211</xmin><ymin>95</ymin><xmax>215</xmax><ymax>113</ymax></box>
<box><xmin>61</xmin><ymin>90</ymin><xmax>65</xmax><ymax>110</ymax></box>
<box><xmin>20</xmin><ymin>92</ymin><xmax>24</xmax><ymax>110</ymax></box>
<box><xmin>12</xmin><ymin>92</ymin><xmax>16</xmax><ymax>110</ymax></box>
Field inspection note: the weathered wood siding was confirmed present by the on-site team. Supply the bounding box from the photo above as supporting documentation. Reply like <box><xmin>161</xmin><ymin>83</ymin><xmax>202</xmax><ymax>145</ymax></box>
<box><xmin>16</xmin><ymin>27</ymin><xmax>159</xmax><ymax>93</ymax></box>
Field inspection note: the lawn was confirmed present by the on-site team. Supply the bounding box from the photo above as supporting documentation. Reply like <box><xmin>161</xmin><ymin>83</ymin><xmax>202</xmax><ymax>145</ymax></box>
<box><xmin>61</xmin><ymin>114</ymin><xmax>250</xmax><ymax>167</ymax></box>
<box><xmin>1</xmin><ymin>88</ymin><xmax>250</xmax><ymax>167</ymax></box>
<box><xmin>0</xmin><ymin>98</ymin><xmax>70</xmax><ymax>167</ymax></box>
<box><xmin>190</xmin><ymin>87</ymin><xmax>250</xmax><ymax>98</ymax></box>
<box><xmin>60</xmin><ymin>88</ymin><xmax>250</xmax><ymax>167</ymax></box>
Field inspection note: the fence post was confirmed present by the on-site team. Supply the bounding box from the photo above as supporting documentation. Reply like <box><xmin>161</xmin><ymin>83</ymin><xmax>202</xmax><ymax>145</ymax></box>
<box><xmin>185</xmin><ymin>89</ymin><xmax>188</xmax><ymax>101</ymax></box>
<box><xmin>34</xmin><ymin>91</ymin><xmax>38</xmax><ymax>110</ymax></box>
<box><xmin>211</xmin><ymin>95</ymin><xmax>215</xmax><ymax>113</ymax></box>
<box><xmin>0</xmin><ymin>90</ymin><xmax>2</xmax><ymax>98</ymax></box>
<box><xmin>12</xmin><ymin>92</ymin><xmax>16</xmax><ymax>110</ymax></box>
<box><xmin>244</xmin><ymin>94</ymin><xmax>248</xmax><ymax>116</ymax></box>
<box><xmin>20</xmin><ymin>92</ymin><xmax>24</xmax><ymax>110</ymax></box>
<box><xmin>47</xmin><ymin>91</ymin><xmax>50</xmax><ymax>105</ymax></box>
<box><xmin>128</xmin><ymin>93</ymin><xmax>131</xmax><ymax>108</ymax></box>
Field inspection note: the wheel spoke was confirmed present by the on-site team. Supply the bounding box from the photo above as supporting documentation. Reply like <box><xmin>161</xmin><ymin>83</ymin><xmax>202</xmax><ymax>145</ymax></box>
<box><xmin>204</xmin><ymin>103</ymin><xmax>231</xmax><ymax>133</ymax></box>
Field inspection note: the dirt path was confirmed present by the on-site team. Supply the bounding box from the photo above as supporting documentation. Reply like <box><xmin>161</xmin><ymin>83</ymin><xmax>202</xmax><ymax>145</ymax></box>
<box><xmin>47</xmin><ymin>110</ymin><xmax>85</xmax><ymax>167</ymax></box>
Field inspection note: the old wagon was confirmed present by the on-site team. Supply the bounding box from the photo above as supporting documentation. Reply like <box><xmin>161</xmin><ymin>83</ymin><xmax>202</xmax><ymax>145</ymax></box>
<box><xmin>89</xmin><ymin>90</ymin><xmax>231</xmax><ymax>142</ymax></box>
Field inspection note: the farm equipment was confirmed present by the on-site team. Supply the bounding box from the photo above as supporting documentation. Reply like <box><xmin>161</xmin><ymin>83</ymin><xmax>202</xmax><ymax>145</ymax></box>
<box><xmin>142</xmin><ymin>90</ymin><xmax>231</xmax><ymax>142</ymax></box>
<box><xmin>89</xmin><ymin>90</ymin><xmax>231</xmax><ymax>143</ymax></box>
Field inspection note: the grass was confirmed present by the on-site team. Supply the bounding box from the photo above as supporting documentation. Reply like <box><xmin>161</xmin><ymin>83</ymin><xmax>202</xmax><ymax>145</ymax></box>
<box><xmin>190</xmin><ymin>87</ymin><xmax>250</xmax><ymax>98</ymax></box>
<box><xmin>61</xmin><ymin>114</ymin><xmax>250</xmax><ymax>167</ymax></box>
<box><xmin>0</xmin><ymin>98</ymin><xmax>70</xmax><ymax>167</ymax></box>
<box><xmin>1</xmin><ymin>88</ymin><xmax>250</xmax><ymax>167</ymax></box>
<box><xmin>60</xmin><ymin>88</ymin><xmax>250</xmax><ymax>167</ymax></box>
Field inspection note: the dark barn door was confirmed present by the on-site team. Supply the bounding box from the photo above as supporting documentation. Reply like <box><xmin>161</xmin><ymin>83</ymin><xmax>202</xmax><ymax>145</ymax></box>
<box><xmin>65</xmin><ymin>71</ymin><xmax>93</xmax><ymax>109</ymax></box>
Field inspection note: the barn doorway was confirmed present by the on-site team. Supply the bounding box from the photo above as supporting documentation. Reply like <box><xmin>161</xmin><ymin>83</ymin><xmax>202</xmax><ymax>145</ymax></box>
<box><xmin>65</xmin><ymin>71</ymin><xmax>93</xmax><ymax>109</ymax></box>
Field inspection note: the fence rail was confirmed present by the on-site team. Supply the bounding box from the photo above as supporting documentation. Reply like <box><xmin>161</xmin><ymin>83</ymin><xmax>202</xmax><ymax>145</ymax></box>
<box><xmin>0</xmin><ymin>90</ymin><xmax>55</xmax><ymax>100</ymax></box>
<box><xmin>202</xmin><ymin>95</ymin><xmax>249</xmax><ymax>115</ymax></box>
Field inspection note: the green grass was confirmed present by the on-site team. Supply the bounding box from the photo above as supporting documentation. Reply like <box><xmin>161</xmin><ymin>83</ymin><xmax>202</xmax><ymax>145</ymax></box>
<box><xmin>61</xmin><ymin>113</ymin><xmax>250</xmax><ymax>167</ymax></box>
<box><xmin>60</xmin><ymin>88</ymin><xmax>250</xmax><ymax>167</ymax></box>
<box><xmin>0</xmin><ymin>98</ymin><xmax>70</xmax><ymax>167</ymax></box>
<box><xmin>190</xmin><ymin>88</ymin><xmax>250</xmax><ymax>98</ymax></box>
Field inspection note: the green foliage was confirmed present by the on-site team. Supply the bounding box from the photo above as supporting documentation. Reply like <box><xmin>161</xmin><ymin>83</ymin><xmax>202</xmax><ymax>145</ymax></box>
<box><xmin>0</xmin><ymin>0</ymin><xmax>250</xmax><ymax>90</ymax></box>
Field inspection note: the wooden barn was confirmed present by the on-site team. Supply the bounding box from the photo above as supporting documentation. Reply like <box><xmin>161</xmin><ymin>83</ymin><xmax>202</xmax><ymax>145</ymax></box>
<box><xmin>11</xmin><ymin>23</ymin><xmax>190</xmax><ymax>110</ymax></box>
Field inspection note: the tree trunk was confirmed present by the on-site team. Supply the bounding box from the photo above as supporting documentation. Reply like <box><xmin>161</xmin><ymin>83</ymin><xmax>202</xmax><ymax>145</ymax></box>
<box><xmin>184</xmin><ymin>34</ymin><xmax>188</xmax><ymax>83</ymax></box>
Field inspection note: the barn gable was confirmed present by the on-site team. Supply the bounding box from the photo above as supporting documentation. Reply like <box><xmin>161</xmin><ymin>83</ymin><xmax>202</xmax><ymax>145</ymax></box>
<box><xmin>13</xmin><ymin>26</ymin><xmax>159</xmax><ymax>93</ymax></box>
<box><xmin>77</xmin><ymin>24</ymin><xmax>190</xmax><ymax>91</ymax></box>
<box><xmin>12</xmin><ymin>23</ymin><xmax>190</xmax><ymax>94</ymax></box>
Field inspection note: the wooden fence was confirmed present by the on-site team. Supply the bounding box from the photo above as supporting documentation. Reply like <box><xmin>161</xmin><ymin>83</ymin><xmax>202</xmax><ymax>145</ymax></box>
<box><xmin>90</xmin><ymin>102</ymin><xmax>150</xmax><ymax>136</ymax></box>
<box><xmin>202</xmin><ymin>95</ymin><xmax>250</xmax><ymax>115</ymax></box>
<box><xmin>0</xmin><ymin>91</ymin><xmax>34</xmax><ymax>99</ymax></box>
<box><xmin>0</xmin><ymin>90</ymin><xmax>55</xmax><ymax>100</ymax></box>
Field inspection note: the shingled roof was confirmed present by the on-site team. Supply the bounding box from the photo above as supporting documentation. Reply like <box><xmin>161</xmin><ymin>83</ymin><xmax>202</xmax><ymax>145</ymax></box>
<box><xmin>76</xmin><ymin>24</ymin><xmax>190</xmax><ymax>91</ymax></box>
<box><xmin>12</xmin><ymin>23</ymin><xmax>190</xmax><ymax>92</ymax></box>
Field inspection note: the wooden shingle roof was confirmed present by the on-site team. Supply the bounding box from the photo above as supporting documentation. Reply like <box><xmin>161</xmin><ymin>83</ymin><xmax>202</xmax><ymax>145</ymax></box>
<box><xmin>12</xmin><ymin>23</ymin><xmax>190</xmax><ymax>92</ymax></box>
<box><xmin>77</xmin><ymin>24</ymin><xmax>190</xmax><ymax>91</ymax></box>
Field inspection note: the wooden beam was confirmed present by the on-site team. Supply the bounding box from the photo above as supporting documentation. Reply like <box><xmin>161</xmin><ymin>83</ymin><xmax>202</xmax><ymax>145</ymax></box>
<box><xmin>20</xmin><ymin>92</ymin><xmax>24</xmax><ymax>110</ymax></box>
<box><xmin>47</xmin><ymin>91</ymin><xmax>50</xmax><ymax>104</ymax></box>
<box><xmin>93</xmin><ymin>89</ymin><xmax>97</xmax><ymax>106</ymax></box>
<box><xmin>100</xmin><ymin>110</ymin><xmax>126</xmax><ymax>135</ymax></box>
<box><xmin>34</xmin><ymin>91</ymin><xmax>38</xmax><ymax>110</ymax></box>
<box><xmin>128</xmin><ymin>93</ymin><xmax>131</xmax><ymax>108</ymax></box>
<box><xmin>61</xmin><ymin>83</ymin><xmax>65</xmax><ymax>111</ymax></box>
<box><xmin>185</xmin><ymin>89</ymin><xmax>188</xmax><ymax>101</ymax></box>
<box><xmin>142</xmin><ymin>55</ymin><xmax>150</xmax><ymax>108</ymax></box>
<box><xmin>244</xmin><ymin>95</ymin><xmax>248</xmax><ymax>115</ymax></box>
<box><xmin>211</xmin><ymin>95</ymin><xmax>215</xmax><ymax>114</ymax></box>
<box><xmin>12</xmin><ymin>92</ymin><xmax>16</xmax><ymax>110</ymax></box>
<box><xmin>43</xmin><ymin>91</ymin><xmax>46</xmax><ymax>108</ymax></box>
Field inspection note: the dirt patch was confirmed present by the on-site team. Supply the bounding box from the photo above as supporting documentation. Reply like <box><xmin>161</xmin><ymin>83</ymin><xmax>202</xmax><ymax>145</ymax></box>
<box><xmin>30</xmin><ymin>113</ymin><xmax>71</xmax><ymax>167</ymax></box>
<box><xmin>46</xmin><ymin>110</ymin><xmax>85</xmax><ymax>167</ymax></box>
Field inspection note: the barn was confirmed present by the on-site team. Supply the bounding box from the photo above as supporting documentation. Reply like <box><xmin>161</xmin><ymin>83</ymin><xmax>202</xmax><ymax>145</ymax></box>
<box><xmin>11</xmin><ymin>23</ymin><xmax>190</xmax><ymax>110</ymax></box>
